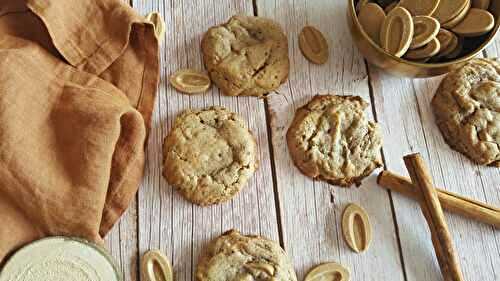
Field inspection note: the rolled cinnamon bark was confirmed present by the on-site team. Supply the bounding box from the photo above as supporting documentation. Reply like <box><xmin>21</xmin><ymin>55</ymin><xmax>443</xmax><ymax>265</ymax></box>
<box><xmin>404</xmin><ymin>153</ymin><xmax>464</xmax><ymax>281</ymax></box>
<box><xmin>377</xmin><ymin>170</ymin><xmax>500</xmax><ymax>228</ymax></box>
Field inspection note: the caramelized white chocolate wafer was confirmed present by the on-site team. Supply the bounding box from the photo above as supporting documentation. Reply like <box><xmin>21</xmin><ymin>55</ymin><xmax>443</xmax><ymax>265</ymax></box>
<box><xmin>169</xmin><ymin>69</ymin><xmax>211</xmax><ymax>94</ymax></box>
<box><xmin>437</xmin><ymin>31</ymin><xmax>458</xmax><ymax>56</ymax></box>
<box><xmin>356</xmin><ymin>0</ymin><xmax>371</xmax><ymax>13</ymax></box>
<box><xmin>385</xmin><ymin>1</ymin><xmax>399</xmax><ymax>13</ymax></box>
<box><xmin>405</xmin><ymin>37</ymin><xmax>440</xmax><ymax>59</ymax></box>
<box><xmin>305</xmin><ymin>263</ymin><xmax>350</xmax><ymax>281</ymax></box>
<box><xmin>472</xmin><ymin>0</ymin><xmax>490</xmax><ymax>9</ymax></box>
<box><xmin>299</xmin><ymin>26</ymin><xmax>329</xmax><ymax>64</ymax></box>
<box><xmin>435</xmin><ymin>28</ymin><xmax>455</xmax><ymax>51</ymax></box>
<box><xmin>380</xmin><ymin>7</ymin><xmax>414</xmax><ymax>57</ymax></box>
<box><xmin>410</xmin><ymin>16</ymin><xmax>440</xmax><ymax>49</ymax></box>
<box><xmin>141</xmin><ymin>250</ymin><xmax>173</xmax><ymax>281</ymax></box>
<box><xmin>452</xmin><ymin>8</ymin><xmax>495</xmax><ymax>36</ymax></box>
<box><xmin>359</xmin><ymin>3</ymin><xmax>386</xmax><ymax>44</ymax></box>
<box><xmin>445</xmin><ymin>37</ymin><xmax>464</xmax><ymax>59</ymax></box>
<box><xmin>342</xmin><ymin>204</ymin><xmax>372</xmax><ymax>253</ymax></box>
<box><xmin>399</xmin><ymin>0</ymin><xmax>440</xmax><ymax>16</ymax></box>
<box><xmin>146</xmin><ymin>12</ymin><xmax>166</xmax><ymax>44</ymax></box>
<box><xmin>433</xmin><ymin>0</ymin><xmax>470</xmax><ymax>24</ymax></box>
<box><xmin>442</xmin><ymin>0</ymin><xmax>471</xmax><ymax>28</ymax></box>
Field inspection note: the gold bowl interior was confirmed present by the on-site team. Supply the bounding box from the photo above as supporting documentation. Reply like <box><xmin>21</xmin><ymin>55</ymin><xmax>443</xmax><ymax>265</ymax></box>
<box><xmin>348</xmin><ymin>0</ymin><xmax>500</xmax><ymax>77</ymax></box>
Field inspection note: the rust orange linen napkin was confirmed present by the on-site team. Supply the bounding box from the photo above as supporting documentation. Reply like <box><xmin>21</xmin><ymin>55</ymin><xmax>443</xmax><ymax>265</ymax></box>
<box><xmin>0</xmin><ymin>0</ymin><xmax>159</xmax><ymax>262</ymax></box>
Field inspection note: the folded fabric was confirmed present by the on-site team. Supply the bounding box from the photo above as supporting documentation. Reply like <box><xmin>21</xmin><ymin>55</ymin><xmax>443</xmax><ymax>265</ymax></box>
<box><xmin>0</xmin><ymin>0</ymin><xmax>159</xmax><ymax>262</ymax></box>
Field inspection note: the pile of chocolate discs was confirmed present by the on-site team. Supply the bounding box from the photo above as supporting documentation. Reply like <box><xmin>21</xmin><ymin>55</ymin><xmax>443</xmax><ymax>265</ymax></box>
<box><xmin>356</xmin><ymin>0</ymin><xmax>496</xmax><ymax>62</ymax></box>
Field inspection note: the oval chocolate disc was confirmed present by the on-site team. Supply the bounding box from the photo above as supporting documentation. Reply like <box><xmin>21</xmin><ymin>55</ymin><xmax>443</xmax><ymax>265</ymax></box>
<box><xmin>410</xmin><ymin>16</ymin><xmax>440</xmax><ymax>49</ymax></box>
<box><xmin>433</xmin><ymin>0</ymin><xmax>470</xmax><ymax>24</ymax></box>
<box><xmin>359</xmin><ymin>3</ymin><xmax>387</xmax><ymax>44</ymax></box>
<box><xmin>442</xmin><ymin>0</ymin><xmax>471</xmax><ymax>29</ymax></box>
<box><xmin>452</xmin><ymin>8</ymin><xmax>495</xmax><ymax>37</ymax></box>
<box><xmin>405</xmin><ymin>37</ymin><xmax>441</xmax><ymax>59</ymax></box>
<box><xmin>380</xmin><ymin>7</ymin><xmax>414</xmax><ymax>57</ymax></box>
<box><xmin>400</xmin><ymin>0</ymin><xmax>440</xmax><ymax>16</ymax></box>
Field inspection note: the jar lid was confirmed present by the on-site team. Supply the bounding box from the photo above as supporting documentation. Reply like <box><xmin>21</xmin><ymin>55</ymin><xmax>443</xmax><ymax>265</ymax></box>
<box><xmin>0</xmin><ymin>237</ymin><xmax>122</xmax><ymax>281</ymax></box>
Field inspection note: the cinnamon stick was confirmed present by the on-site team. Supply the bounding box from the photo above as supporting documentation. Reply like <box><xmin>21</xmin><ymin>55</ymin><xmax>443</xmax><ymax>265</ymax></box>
<box><xmin>403</xmin><ymin>153</ymin><xmax>464</xmax><ymax>281</ymax></box>
<box><xmin>377</xmin><ymin>170</ymin><xmax>500</xmax><ymax>228</ymax></box>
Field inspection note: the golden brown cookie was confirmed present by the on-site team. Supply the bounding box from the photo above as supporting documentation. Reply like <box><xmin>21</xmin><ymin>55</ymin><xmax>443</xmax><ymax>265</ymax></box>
<box><xmin>162</xmin><ymin>107</ymin><xmax>258</xmax><ymax>205</ymax></box>
<box><xmin>286</xmin><ymin>95</ymin><xmax>383</xmax><ymax>187</ymax></box>
<box><xmin>431</xmin><ymin>58</ymin><xmax>500</xmax><ymax>166</ymax></box>
<box><xmin>197</xmin><ymin>230</ymin><xmax>297</xmax><ymax>281</ymax></box>
<box><xmin>201</xmin><ymin>15</ymin><xmax>289</xmax><ymax>97</ymax></box>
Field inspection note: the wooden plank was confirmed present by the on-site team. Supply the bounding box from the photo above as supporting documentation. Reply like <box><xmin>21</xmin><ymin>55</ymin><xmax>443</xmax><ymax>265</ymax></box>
<box><xmin>368</xmin><ymin>39</ymin><xmax>500</xmax><ymax>279</ymax></box>
<box><xmin>484</xmin><ymin>34</ymin><xmax>500</xmax><ymax>57</ymax></box>
<box><xmin>105</xmin><ymin>199</ymin><xmax>138</xmax><ymax>281</ymax></box>
<box><xmin>481</xmin><ymin>40</ymin><xmax>500</xmax><ymax>276</ymax></box>
<box><xmin>256</xmin><ymin>0</ymin><xmax>405</xmax><ymax>280</ymax></box>
<box><xmin>132</xmin><ymin>1</ymin><xmax>280</xmax><ymax>281</ymax></box>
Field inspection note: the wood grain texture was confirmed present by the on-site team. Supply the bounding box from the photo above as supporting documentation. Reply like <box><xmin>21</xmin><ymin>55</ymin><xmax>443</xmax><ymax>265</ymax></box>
<box><xmin>105</xmin><ymin>199</ymin><xmax>138</xmax><ymax>281</ymax></box>
<box><xmin>369</xmin><ymin>44</ymin><xmax>500</xmax><ymax>279</ymax></box>
<box><xmin>256</xmin><ymin>0</ymin><xmax>405</xmax><ymax>280</ymax></box>
<box><xmin>105</xmin><ymin>1</ymin><xmax>500</xmax><ymax>281</ymax></box>
<box><xmin>481</xmin><ymin>39</ymin><xmax>500</xmax><ymax>281</ymax></box>
<box><xmin>131</xmin><ymin>1</ymin><xmax>279</xmax><ymax>281</ymax></box>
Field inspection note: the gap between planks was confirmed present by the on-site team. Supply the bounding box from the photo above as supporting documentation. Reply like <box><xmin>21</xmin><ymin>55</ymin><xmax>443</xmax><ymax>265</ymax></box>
<box><xmin>364</xmin><ymin>62</ymin><xmax>409</xmax><ymax>281</ymax></box>
<box><xmin>256</xmin><ymin>0</ymin><xmax>406</xmax><ymax>280</ymax></box>
<box><xmin>251</xmin><ymin>0</ymin><xmax>287</xmax><ymax>251</ymax></box>
<box><xmin>107</xmin><ymin>1</ymin><xmax>500</xmax><ymax>281</ymax></box>
<box><xmin>132</xmin><ymin>2</ymin><xmax>281</xmax><ymax>281</ymax></box>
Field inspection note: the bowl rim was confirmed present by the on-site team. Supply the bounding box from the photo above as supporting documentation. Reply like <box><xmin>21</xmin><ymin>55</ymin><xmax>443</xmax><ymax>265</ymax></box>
<box><xmin>0</xmin><ymin>236</ymin><xmax>123</xmax><ymax>281</ymax></box>
<box><xmin>348</xmin><ymin>0</ymin><xmax>500</xmax><ymax>68</ymax></box>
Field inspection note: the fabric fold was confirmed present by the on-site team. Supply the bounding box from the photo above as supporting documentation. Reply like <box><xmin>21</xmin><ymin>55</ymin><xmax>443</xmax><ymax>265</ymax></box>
<box><xmin>0</xmin><ymin>0</ymin><xmax>159</xmax><ymax>262</ymax></box>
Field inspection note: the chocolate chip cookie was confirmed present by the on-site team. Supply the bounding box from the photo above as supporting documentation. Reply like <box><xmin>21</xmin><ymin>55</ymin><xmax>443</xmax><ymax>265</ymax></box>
<box><xmin>286</xmin><ymin>95</ymin><xmax>383</xmax><ymax>186</ymax></box>
<box><xmin>196</xmin><ymin>230</ymin><xmax>297</xmax><ymax>281</ymax></box>
<box><xmin>201</xmin><ymin>15</ymin><xmax>289</xmax><ymax>97</ymax></box>
<box><xmin>432</xmin><ymin>58</ymin><xmax>500</xmax><ymax>166</ymax></box>
<box><xmin>162</xmin><ymin>107</ymin><xmax>258</xmax><ymax>205</ymax></box>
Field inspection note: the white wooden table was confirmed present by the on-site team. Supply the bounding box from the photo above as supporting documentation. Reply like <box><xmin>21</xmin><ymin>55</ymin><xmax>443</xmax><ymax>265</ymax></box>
<box><xmin>105</xmin><ymin>1</ymin><xmax>500</xmax><ymax>280</ymax></box>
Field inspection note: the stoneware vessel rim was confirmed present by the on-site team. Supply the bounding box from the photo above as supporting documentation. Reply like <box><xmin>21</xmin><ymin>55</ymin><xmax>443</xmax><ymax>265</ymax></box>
<box><xmin>349</xmin><ymin>0</ymin><xmax>500</xmax><ymax>69</ymax></box>
<box><xmin>0</xmin><ymin>236</ymin><xmax>123</xmax><ymax>281</ymax></box>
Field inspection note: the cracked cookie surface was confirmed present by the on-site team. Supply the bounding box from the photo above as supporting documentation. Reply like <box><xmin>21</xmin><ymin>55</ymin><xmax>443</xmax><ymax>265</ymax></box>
<box><xmin>196</xmin><ymin>230</ymin><xmax>297</xmax><ymax>281</ymax></box>
<box><xmin>432</xmin><ymin>58</ymin><xmax>500</xmax><ymax>167</ymax></box>
<box><xmin>162</xmin><ymin>107</ymin><xmax>258</xmax><ymax>205</ymax></box>
<box><xmin>286</xmin><ymin>95</ymin><xmax>383</xmax><ymax>187</ymax></box>
<box><xmin>201</xmin><ymin>15</ymin><xmax>289</xmax><ymax>97</ymax></box>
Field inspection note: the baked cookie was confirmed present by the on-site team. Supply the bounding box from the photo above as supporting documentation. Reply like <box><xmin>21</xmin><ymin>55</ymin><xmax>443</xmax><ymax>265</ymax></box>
<box><xmin>201</xmin><ymin>15</ymin><xmax>289</xmax><ymax>97</ymax></box>
<box><xmin>432</xmin><ymin>58</ymin><xmax>500</xmax><ymax>167</ymax></box>
<box><xmin>286</xmin><ymin>95</ymin><xmax>383</xmax><ymax>186</ymax></box>
<box><xmin>197</xmin><ymin>230</ymin><xmax>297</xmax><ymax>281</ymax></box>
<box><xmin>162</xmin><ymin>107</ymin><xmax>258</xmax><ymax>205</ymax></box>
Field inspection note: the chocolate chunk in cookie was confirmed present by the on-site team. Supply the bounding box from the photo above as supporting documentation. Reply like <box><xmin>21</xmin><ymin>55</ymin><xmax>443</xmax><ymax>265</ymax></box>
<box><xmin>201</xmin><ymin>15</ymin><xmax>289</xmax><ymax>97</ymax></box>
<box><xmin>162</xmin><ymin>107</ymin><xmax>258</xmax><ymax>205</ymax></box>
<box><xmin>432</xmin><ymin>58</ymin><xmax>500</xmax><ymax>166</ymax></box>
<box><xmin>286</xmin><ymin>95</ymin><xmax>383</xmax><ymax>187</ymax></box>
<box><xmin>196</xmin><ymin>230</ymin><xmax>297</xmax><ymax>281</ymax></box>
